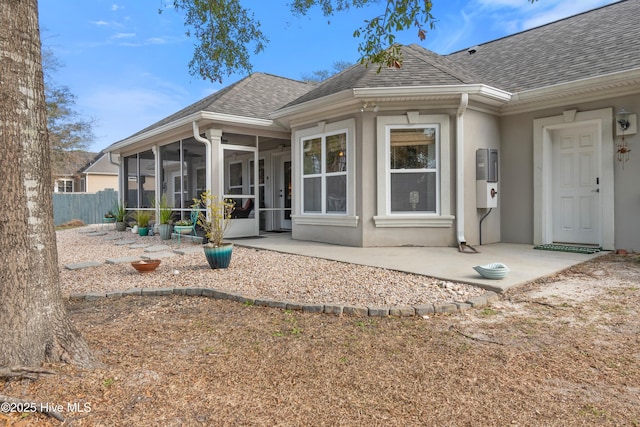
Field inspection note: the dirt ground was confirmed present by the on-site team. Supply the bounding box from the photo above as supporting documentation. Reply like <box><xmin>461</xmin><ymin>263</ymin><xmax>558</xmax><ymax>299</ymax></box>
<box><xmin>1</xmin><ymin>253</ymin><xmax>639</xmax><ymax>426</ymax></box>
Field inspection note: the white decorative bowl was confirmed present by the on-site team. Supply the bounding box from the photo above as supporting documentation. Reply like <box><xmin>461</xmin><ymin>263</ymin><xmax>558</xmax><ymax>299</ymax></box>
<box><xmin>473</xmin><ymin>262</ymin><xmax>510</xmax><ymax>280</ymax></box>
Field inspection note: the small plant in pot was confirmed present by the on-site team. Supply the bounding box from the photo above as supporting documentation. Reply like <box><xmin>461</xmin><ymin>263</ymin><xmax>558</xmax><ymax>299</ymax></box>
<box><xmin>154</xmin><ymin>196</ymin><xmax>173</xmax><ymax>240</ymax></box>
<box><xmin>113</xmin><ymin>202</ymin><xmax>127</xmax><ymax>231</ymax></box>
<box><xmin>134</xmin><ymin>210</ymin><xmax>153</xmax><ymax>236</ymax></box>
<box><xmin>103</xmin><ymin>211</ymin><xmax>116</xmax><ymax>223</ymax></box>
<box><xmin>193</xmin><ymin>191</ymin><xmax>235</xmax><ymax>269</ymax></box>
<box><xmin>173</xmin><ymin>219</ymin><xmax>194</xmax><ymax>235</ymax></box>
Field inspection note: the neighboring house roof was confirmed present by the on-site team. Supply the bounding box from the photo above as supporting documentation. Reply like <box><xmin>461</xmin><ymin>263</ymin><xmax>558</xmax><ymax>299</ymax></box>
<box><xmin>284</xmin><ymin>44</ymin><xmax>487</xmax><ymax>108</ymax></box>
<box><xmin>51</xmin><ymin>150</ymin><xmax>97</xmax><ymax>177</ymax></box>
<box><xmin>447</xmin><ymin>0</ymin><xmax>640</xmax><ymax>92</ymax></box>
<box><xmin>122</xmin><ymin>73</ymin><xmax>314</xmax><ymax>141</ymax></box>
<box><xmin>81</xmin><ymin>152</ymin><xmax>119</xmax><ymax>175</ymax></box>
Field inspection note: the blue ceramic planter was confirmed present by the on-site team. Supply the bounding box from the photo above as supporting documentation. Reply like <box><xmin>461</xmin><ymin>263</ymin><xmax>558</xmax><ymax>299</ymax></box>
<box><xmin>203</xmin><ymin>243</ymin><xmax>233</xmax><ymax>269</ymax></box>
<box><xmin>138</xmin><ymin>227</ymin><xmax>149</xmax><ymax>236</ymax></box>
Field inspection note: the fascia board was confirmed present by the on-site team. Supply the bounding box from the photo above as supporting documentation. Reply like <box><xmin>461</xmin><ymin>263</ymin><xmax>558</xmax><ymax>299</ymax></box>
<box><xmin>506</xmin><ymin>68</ymin><xmax>640</xmax><ymax>114</ymax></box>
<box><xmin>353</xmin><ymin>84</ymin><xmax>512</xmax><ymax>103</ymax></box>
<box><xmin>106</xmin><ymin>111</ymin><xmax>278</xmax><ymax>153</ymax></box>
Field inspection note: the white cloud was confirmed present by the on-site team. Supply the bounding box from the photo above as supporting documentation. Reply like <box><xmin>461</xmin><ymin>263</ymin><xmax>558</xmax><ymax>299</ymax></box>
<box><xmin>90</xmin><ymin>20</ymin><xmax>109</xmax><ymax>26</ymax></box>
<box><xmin>111</xmin><ymin>4</ymin><xmax>122</xmax><ymax>12</ymax></box>
<box><xmin>521</xmin><ymin>0</ymin><xmax>614</xmax><ymax>30</ymax></box>
<box><xmin>112</xmin><ymin>32</ymin><xmax>136</xmax><ymax>39</ymax></box>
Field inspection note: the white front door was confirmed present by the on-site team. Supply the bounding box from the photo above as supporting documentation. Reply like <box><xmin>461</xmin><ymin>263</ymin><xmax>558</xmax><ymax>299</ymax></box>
<box><xmin>551</xmin><ymin>125</ymin><xmax>600</xmax><ymax>245</ymax></box>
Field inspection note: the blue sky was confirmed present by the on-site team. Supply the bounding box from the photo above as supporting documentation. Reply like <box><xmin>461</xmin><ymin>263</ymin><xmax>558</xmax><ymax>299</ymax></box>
<box><xmin>38</xmin><ymin>0</ymin><xmax>618</xmax><ymax>152</ymax></box>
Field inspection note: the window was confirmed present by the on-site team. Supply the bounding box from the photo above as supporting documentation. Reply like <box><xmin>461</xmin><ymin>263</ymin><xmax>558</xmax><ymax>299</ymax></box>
<box><xmin>55</xmin><ymin>179</ymin><xmax>73</xmax><ymax>193</ymax></box>
<box><xmin>389</xmin><ymin>126</ymin><xmax>438</xmax><ymax>213</ymax></box>
<box><xmin>302</xmin><ymin>131</ymin><xmax>347</xmax><ymax>214</ymax></box>
<box><xmin>293</xmin><ymin>118</ymin><xmax>357</xmax><ymax>227</ymax></box>
<box><xmin>374</xmin><ymin>114</ymin><xmax>452</xmax><ymax>228</ymax></box>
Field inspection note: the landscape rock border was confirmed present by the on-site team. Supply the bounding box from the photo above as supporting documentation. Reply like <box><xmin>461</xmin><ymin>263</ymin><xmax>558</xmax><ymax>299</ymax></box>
<box><xmin>68</xmin><ymin>287</ymin><xmax>500</xmax><ymax>317</ymax></box>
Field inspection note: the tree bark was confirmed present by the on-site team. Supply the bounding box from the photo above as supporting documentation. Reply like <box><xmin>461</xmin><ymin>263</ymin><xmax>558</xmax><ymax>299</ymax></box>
<box><xmin>0</xmin><ymin>0</ymin><xmax>96</xmax><ymax>368</ymax></box>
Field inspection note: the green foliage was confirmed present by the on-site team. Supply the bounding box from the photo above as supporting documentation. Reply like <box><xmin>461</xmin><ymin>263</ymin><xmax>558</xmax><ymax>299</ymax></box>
<box><xmin>167</xmin><ymin>0</ymin><xmax>268</xmax><ymax>83</ymax></box>
<box><xmin>154</xmin><ymin>195</ymin><xmax>173</xmax><ymax>224</ymax></box>
<box><xmin>134</xmin><ymin>210</ymin><xmax>153</xmax><ymax>228</ymax></box>
<box><xmin>193</xmin><ymin>191</ymin><xmax>235</xmax><ymax>246</ymax></box>
<box><xmin>163</xmin><ymin>0</ymin><xmax>437</xmax><ymax>82</ymax></box>
<box><xmin>112</xmin><ymin>202</ymin><xmax>127</xmax><ymax>222</ymax></box>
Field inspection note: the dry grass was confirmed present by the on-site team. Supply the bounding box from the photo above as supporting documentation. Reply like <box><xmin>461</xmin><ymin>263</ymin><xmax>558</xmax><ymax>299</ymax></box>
<box><xmin>2</xmin><ymin>254</ymin><xmax>639</xmax><ymax>426</ymax></box>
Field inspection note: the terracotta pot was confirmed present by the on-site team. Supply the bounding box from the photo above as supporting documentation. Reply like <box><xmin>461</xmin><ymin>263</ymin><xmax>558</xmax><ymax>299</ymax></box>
<box><xmin>131</xmin><ymin>259</ymin><xmax>161</xmax><ymax>273</ymax></box>
<box><xmin>202</xmin><ymin>243</ymin><xmax>233</xmax><ymax>269</ymax></box>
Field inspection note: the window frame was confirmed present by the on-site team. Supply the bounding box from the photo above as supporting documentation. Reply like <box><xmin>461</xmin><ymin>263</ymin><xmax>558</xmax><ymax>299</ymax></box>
<box><xmin>374</xmin><ymin>113</ymin><xmax>453</xmax><ymax>228</ymax></box>
<box><xmin>388</xmin><ymin>124</ymin><xmax>440</xmax><ymax>214</ymax></box>
<box><xmin>292</xmin><ymin>118</ymin><xmax>358</xmax><ymax>227</ymax></box>
<box><xmin>301</xmin><ymin>130</ymin><xmax>348</xmax><ymax>215</ymax></box>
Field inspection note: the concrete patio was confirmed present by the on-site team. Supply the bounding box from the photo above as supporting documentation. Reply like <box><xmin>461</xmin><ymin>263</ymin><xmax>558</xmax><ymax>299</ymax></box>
<box><xmin>231</xmin><ymin>232</ymin><xmax>606</xmax><ymax>293</ymax></box>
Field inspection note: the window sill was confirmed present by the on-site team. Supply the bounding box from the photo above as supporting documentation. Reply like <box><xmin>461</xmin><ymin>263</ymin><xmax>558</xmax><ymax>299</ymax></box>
<box><xmin>373</xmin><ymin>215</ymin><xmax>454</xmax><ymax>228</ymax></box>
<box><xmin>292</xmin><ymin>215</ymin><xmax>359</xmax><ymax>227</ymax></box>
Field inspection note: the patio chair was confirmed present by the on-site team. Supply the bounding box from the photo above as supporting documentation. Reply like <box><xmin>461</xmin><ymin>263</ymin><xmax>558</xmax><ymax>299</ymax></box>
<box><xmin>189</xmin><ymin>210</ymin><xmax>199</xmax><ymax>236</ymax></box>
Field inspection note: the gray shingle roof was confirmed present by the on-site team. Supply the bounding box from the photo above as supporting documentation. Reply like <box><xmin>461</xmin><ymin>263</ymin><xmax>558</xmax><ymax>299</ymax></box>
<box><xmin>447</xmin><ymin>0</ymin><xmax>640</xmax><ymax>92</ymax></box>
<box><xmin>283</xmin><ymin>44</ymin><xmax>488</xmax><ymax>107</ymax></box>
<box><xmin>124</xmin><ymin>73</ymin><xmax>313</xmax><ymax>140</ymax></box>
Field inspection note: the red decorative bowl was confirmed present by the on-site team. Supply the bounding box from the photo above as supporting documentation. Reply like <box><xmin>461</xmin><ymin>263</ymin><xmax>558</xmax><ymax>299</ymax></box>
<box><xmin>131</xmin><ymin>259</ymin><xmax>161</xmax><ymax>273</ymax></box>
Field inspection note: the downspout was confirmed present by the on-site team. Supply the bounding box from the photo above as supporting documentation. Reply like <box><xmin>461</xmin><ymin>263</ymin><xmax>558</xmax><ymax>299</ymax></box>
<box><xmin>192</xmin><ymin>121</ymin><xmax>212</xmax><ymax>193</ymax></box>
<box><xmin>456</xmin><ymin>93</ymin><xmax>476</xmax><ymax>253</ymax></box>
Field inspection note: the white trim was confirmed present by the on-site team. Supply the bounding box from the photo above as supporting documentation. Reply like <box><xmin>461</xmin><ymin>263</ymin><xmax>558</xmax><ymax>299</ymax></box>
<box><xmin>375</xmin><ymin>113</ymin><xmax>451</xmax><ymax>228</ymax></box>
<box><xmin>533</xmin><ymin>107</ymin><xmax>615</xmax><ymax>250</ymax></box>
<box><xmin>373</xmin><ymin>215</ymin><xmax>454</xmax><ymax>228</ymax></box>
<box><xmin>292</xmin><ymin>215</ymin><xmax>359</xmax><ymax>227</ymax></box>
<box><xmin>293</xmin><ymin>118</ymin><xmax>356</xmax><ymax>219</ymax></box>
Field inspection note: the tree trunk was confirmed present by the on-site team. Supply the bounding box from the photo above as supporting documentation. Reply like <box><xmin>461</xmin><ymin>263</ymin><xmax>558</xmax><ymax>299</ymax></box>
<box><xmin>0</xmin><ymin>0</ymin><xmax>96</xmax><ymax>369</ymax></box>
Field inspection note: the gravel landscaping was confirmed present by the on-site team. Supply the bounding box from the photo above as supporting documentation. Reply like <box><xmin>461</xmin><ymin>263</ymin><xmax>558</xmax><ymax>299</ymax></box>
<box><xmin>58</xmin><ymin>226</ymin><xmax>486</xmax><ymax>309</ymax></box>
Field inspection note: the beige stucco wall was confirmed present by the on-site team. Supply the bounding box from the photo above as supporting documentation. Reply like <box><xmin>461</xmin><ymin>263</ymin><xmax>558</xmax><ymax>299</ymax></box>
<box><xmin>292</xmin><ymin>108</ymin><xmax>459</xmax><ymax>248</ymax></box>
<box><xmin>500</xmin><ymin>94</ymin><xmax>640</xmax><ymax>252</ymax></box>
<box><xmin>85</xmin><ymin>174</ymin><xmax>118</xmax><ymax>193</ymax></box>
<box><xmin>462</xmin><ymin>109</ymin><xmax>501</xmax><ymax>246</ymax></box>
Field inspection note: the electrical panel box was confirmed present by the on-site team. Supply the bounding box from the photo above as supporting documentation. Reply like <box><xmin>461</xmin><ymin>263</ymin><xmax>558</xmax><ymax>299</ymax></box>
<box><xmin>476</xmin><ymin>148</ymin><xmax>498</xmax><ymax>182</ymax></box>
<box><xmin>476</xmin><ymin>149</ymin><xmax>498</xmax><ymax>208</ymax></box>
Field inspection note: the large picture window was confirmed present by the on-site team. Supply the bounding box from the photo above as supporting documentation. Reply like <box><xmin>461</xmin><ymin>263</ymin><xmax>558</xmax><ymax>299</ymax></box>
<box><xmin>389</xmin><ymin>126</ymin><xmax>438</xmax><ymax>213</ymax></box>
<box><xmin>302</xmin><ymin>131</ymin><xmax>347</xmax><ymax>214</ymax></box>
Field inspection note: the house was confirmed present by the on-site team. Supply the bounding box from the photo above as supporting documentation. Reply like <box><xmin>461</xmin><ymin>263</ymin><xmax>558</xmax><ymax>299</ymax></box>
<box><xmin>80</xmin><ymin>152</ymin><xmax>119</xmax><ymax>193</ymax></box>
<box><xmin>51</xmin><ymin>150</ymin><xmax>97</xmax><ymax>193</ymax></box>
<box><xmin>105</xmin><ymin>0</ymin><xmax>640</xmax><ymax>251</ymax></box>
<box><xmin>52</xmin><ymin>151</ymin><xmax>119</xmax><ymax>193</ymax></box>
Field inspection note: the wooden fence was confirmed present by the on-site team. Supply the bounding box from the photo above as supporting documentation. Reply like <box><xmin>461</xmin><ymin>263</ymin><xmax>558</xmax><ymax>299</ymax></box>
<box><xmin>53</xmin><ymin>189</ymin><xmax>119</xmax><ymax>226</ymax></box>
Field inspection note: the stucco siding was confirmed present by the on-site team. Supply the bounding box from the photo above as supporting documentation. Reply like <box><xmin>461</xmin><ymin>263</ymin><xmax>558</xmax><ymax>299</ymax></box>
<box><xmin>463</xmin><ymin>109</ymin><xmax>501</xmax><ymax>246</ymax></box>
<box><xmin>85</xmin><ymin>174</ymin><xmax>118</xmax><ymax>193</ymax></box>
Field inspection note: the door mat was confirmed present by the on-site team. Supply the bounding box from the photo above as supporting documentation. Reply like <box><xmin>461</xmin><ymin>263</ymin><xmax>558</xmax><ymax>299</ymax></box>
<box><xmin>533</xmin><ymin>244</ymin><xmax>601</xmax><ymax>254</ymax></box>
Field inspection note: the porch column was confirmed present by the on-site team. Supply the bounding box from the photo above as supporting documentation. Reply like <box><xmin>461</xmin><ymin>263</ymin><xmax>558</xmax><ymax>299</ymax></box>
<box><xmin>207</xmin><ymin>128</ymin><xmax>223</xmax><ymax>198</ymax></box>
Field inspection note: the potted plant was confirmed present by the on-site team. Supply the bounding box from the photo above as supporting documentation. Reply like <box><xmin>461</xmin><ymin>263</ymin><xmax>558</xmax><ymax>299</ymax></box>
<box><xmin>113</xmin><ymin>202</ymin><xmax>127</xmax><ymax>231</ymax></box>
<box><xmin>155</xmin><ymin>196</ymin><xmax>173</xmax><ymax>240</ymax></box>
<box><xmin>134</xmin><ymin>210</ymin><xmax>153</xmax><ymax>236</ymax></box>
<box><xmin>103</xmin><ymin>211</ymin><xmax>116</xmax><ymax>223</ymax></box>
<box><xmin>173</xmin><ymin>219</ymin><xmax>194</xmax><ymax>235</ymax></box>
<box><xmin>193</xmin><ymin>191</ymin><xmax>235</xmax><ymax>269</ymax></box>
